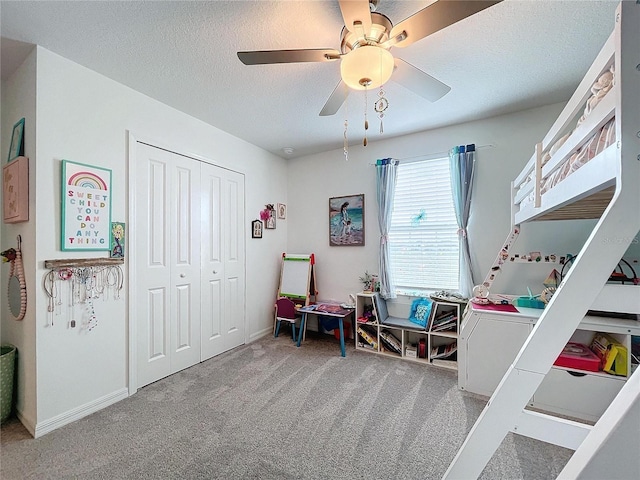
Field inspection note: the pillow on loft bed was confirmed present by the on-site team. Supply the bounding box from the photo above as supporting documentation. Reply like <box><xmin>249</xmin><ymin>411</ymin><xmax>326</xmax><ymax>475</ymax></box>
<box><xmin>408</xmin><ymin>297</ymin><xmax>433</xmax><ymax>328</ymax></box>
<box><xmin>538</xmin><ymin>66</ymin><xmax>615</xmax><ymax>183</ymax></box>
<box><xmin>577</xmin><ymin>66</ymin><xmax>615</xmax><ymax>127</ymax></box>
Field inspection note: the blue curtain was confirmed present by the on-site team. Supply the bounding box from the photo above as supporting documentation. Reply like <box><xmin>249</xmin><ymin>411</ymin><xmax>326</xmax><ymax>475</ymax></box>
<box><xmin>449</xmin><ymin>144</ymin><xmax>476</xmax><ymax>298</ymax></box>
<box><xmin>376</xmin><ymin>158</ymin><xmax>399</xmax><ymax>299</ymax></box>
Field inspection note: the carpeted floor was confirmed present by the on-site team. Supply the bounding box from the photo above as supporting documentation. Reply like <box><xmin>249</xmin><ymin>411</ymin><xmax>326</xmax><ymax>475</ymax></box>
<box><xmin>1</xmin><ymin>333</ymin><xmax>573</xmax><ymax>479</ymax></box>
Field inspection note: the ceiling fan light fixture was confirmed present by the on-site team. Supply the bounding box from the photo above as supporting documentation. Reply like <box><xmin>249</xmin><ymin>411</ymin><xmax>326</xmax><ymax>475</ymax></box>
<box><xmin>340</xmin><ymin>46</ymin><xmax>393</xmax><ymax>91</ymax></box>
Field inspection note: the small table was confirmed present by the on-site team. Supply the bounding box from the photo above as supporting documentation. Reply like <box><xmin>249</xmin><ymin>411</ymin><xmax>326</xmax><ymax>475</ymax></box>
<box><xmin>296</xmin><ymin>304</ymin><xmax>355</xmax><ymax>357</ymax></box>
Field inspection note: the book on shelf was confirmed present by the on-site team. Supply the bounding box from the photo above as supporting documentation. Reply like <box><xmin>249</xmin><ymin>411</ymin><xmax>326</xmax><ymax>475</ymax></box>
<box><xmin>434</xmin><ymin>310</ymin><xmax>456</xmax><ymax>320</ymax></box>
<box><xmin>379</xmin><ymin>330</ymin><xmax>402</xmax><ymax>354</ymax></box>
<box><xmin>357</xmin><ymin>341</ymin><xmax>376</xmax><ymax>350</ymax></box>
<box><xmin>427</xmin><ymin>315</ymin><xmax>448</xmax><ymax>330</ymax></box>
<box><xmin>357</xmin><ymin>326</ymin><xmax>378</xmax><ymax>349</ymax></box>
<box><xmin>431</xmin><ymin>358</ymin><xmax>457</xmax><ymax>368</ymax></box>
<box><xmin>431</xmin><ymin>342</ymin><xmax>457</xmax><ymax>360</ymax></box>
<box><xmin>431</xmin><ymin>313</ymin><xmax>457</xmax><ymax>326</ymax></box>
<box><xmin>430</xmin><ymin>321</ymin><xmax>457</xmax><ymax>332</ymax></box>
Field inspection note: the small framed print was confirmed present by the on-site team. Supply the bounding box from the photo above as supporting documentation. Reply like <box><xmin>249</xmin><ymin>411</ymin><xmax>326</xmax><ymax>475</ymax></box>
<box><xmin>3</xmin><ymin>156</ymin><xmax>29</xmax><ymax>223</ymax></box>
<box><xmin>277</xmin><ymin>203</ymin><xmax>286</xmax><ymax>219</ymax></box>
<box><xmin>8</xmin><ymin>118</ymin><xmax>25</xmax><ymax>163</ymax></box>
<box><xmin>265</xmin><ymin>215</ymin><xmax>276</xmax><ymax>229</ymax></box>
<box><xmin>110</xmin><ymin>222</ymin><xmax>125</xmax><ymax>258</ymax></box>
<box><xmin>252</xmin><ymin>219</ymin><xmax>263</xmax><ymax>238</ymax></box>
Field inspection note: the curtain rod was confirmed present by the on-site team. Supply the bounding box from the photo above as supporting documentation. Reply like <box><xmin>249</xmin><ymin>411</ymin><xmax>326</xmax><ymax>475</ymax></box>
<box><xmin>395</xmin><ymin>143</ymin><xmax>495</xmax><ymax>163</ymax></box>
<box><xmin>367</xmin><ymin>143</ymin><xmax>495</xmax><ymax>165</ymax></box>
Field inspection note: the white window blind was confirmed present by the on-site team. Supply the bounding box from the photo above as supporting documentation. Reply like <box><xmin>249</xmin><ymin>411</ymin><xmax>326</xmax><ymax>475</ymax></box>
<box><xmin>389</xmin><ymin>157</ymin><xmax>459</xmax><ymax>293</ymax></box>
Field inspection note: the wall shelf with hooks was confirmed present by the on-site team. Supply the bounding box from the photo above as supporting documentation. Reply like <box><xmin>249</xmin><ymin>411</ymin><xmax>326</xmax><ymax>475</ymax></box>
<box><xmin>42</xmin><ymin>257</ymin><xmax>124</xmax><ymax>331</ymax></box>
<box><xmin>44</xmin><ymin>258</ymin><xmax>124</xmax><ymax>269</ymax></box>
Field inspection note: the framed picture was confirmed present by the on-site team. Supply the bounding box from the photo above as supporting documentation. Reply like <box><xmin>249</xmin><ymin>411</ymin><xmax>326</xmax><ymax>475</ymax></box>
<box><xmin>3</xmin><ymin>156</ymin><xmax>29</xmax><ymax>223</ymax></box>
<box><xmin>265</xmin><ymin>215</ymin><xmax>276</xmax><ymax>229</ymax></box>
<box><xmin>8</xmin><ymin>118</ymin><xmax>25</xmax><ymax>163</ymax></box>
<box><xmin>110</xmin><ymin>222</ymin><xmax>125</xmax><ymax>258</ymax></box>
<box><xmin>61</xmin><ymin>160</ymin><xmax>112</xmax><ymax>251</ymax></box>
<box><xmin>329</xmin><ymin>194</ymin><xmax>364</xmax><ymax>246</ymax></box>
<box><xmin>277</xmin><ymin>203</ymin><xmax>286</xmax><ymax>219</ymax></box>
<box><xmin>252</xmin><ymin>219</ymin><xmax>263</xmax><ymax>238</ymax></box>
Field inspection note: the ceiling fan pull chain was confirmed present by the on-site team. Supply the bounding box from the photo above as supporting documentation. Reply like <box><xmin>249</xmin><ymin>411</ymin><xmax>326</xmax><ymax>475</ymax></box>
<box><xmin>343</xmin><ymin>118</ymin><xmax>349</xmax><ymax>161</ymax></box>
<box><xmin>378</xmin><ymin>49</ymin><xmax>383</xmax><ymax>135</ymax></box>
<box><xmin>344</xmin><ymin>94</ymin><xmax>349</xmax><ymax>161</ymax></box>
<box><xmin>363</xmin><ymin>86</ymin><xmax>368</xmax><ymax>147</ymax></box>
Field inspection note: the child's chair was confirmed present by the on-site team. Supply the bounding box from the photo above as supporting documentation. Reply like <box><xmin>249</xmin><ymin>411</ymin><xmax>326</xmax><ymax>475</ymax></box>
<box><xmin>274</xmin><ymin>297</ymin><xmax>301</xmax><ymax>341</ymax></box>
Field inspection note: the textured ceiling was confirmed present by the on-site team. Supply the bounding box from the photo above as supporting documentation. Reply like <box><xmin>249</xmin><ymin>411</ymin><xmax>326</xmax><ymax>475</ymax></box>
<box><xmin>0</xmin><ymin>1</ymin><xmax>619</xmax><ymax>159</ymax></box>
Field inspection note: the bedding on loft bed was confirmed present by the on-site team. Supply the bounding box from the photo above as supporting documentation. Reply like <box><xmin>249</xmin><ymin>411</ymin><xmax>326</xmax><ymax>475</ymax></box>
<box><xmin>516</xmin><ymin>66</ymin><xmax>616</xmax><ymax>211</ymax></box>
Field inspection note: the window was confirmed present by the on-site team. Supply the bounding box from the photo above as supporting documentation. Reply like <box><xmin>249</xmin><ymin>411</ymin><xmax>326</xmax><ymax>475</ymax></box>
<box><xmin>389</xmin><ymin>157</ymin><xmax>459</xmax><ymax>294</ymax></box>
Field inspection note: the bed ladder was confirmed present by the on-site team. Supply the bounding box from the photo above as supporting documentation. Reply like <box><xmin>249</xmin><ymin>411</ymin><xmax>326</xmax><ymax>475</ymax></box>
<box><xmin>443</xmin><ymin>3</ymin><xmax>640</xmax><ymax>478</ymax></box>
<box><xmin>443</xmin><ymin>196</ymin><xmax>639</xmax><ymax>480</ymax></box>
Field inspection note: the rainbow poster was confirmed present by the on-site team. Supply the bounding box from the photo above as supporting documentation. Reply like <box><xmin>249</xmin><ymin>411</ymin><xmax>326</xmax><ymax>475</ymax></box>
<box><xmin>61</xmin><ymin>160</ymin><xmax>112</xmax><ymax>251</ymax></box>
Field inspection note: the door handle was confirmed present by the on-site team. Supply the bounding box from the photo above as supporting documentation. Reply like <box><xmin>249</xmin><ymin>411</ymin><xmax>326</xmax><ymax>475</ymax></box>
<box><xmin>180</xmin><ymin>273</ymin><xmax>186</xmax><ymax>278</ymax></box>
<box><xmin>213</xmin><ymin>270</ymin><xmax>218</xmax><ymax>274</ymax></box>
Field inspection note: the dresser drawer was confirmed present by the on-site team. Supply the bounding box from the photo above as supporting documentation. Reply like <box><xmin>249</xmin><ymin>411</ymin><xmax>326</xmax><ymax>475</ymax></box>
<box><xmin>533</xmin><ymin>367</ymin><xmax>626</xmax><ymax>422</ymax></box>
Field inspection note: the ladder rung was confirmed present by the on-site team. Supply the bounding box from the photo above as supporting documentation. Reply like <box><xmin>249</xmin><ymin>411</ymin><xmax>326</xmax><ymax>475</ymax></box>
<box><xmin>513</xmin><ymin>409</ymin><xmax>592</xmax><ymax>450</ymax></box>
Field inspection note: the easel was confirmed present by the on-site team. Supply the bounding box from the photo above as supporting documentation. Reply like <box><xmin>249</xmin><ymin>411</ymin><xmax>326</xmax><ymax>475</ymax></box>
<box><xmin>277</xmin><ymin>253</ymin><xmax>318</xmax><ymax>339</ymax></box>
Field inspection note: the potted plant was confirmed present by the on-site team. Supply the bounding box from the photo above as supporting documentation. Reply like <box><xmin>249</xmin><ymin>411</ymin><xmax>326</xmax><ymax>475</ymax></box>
<box><xmin>360</xmin><ymin>271</ymin><xmax>373</xmax><ymax>293</ymax></box>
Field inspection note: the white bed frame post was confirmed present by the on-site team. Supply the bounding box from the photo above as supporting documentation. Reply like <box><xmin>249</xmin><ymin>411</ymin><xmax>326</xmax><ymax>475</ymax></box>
<box><xmin>443</xmin><ymin>3</ymin><xmax>640</xmax><ymax>479</ymax></box>
<box><xmin>533</xmin><ymin>142</ymin><xmax>542</xmax><ymax>208</ymax></box>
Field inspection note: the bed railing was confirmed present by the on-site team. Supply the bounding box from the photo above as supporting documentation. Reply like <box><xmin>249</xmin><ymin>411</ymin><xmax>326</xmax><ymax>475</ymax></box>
<box><xmin>512</xmin><ymin>31</ymin><xmax>616</xmax><ymax>221</ymax></box>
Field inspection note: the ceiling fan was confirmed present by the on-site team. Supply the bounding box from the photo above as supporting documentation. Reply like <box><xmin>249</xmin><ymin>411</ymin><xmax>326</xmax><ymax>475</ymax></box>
<box><xmin>238</xmin><ymin>0</ymin><xmax>502</xmax><ymax>116</ymax></box>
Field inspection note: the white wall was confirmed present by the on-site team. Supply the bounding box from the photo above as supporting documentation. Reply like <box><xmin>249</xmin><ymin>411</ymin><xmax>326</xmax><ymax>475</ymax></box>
<box><xmin>0</xmin><ymin>47</ymin><xmax>38</xmax><ymax>429</ymax></box>
<box><xmin>287</xmin><ymin>103</ymin><xmax>600</xmax><ymax>308</ymax></box>
<box><xmin>6</xmin><ymin>44</ymin><xmax>637</xmax><ymax>437</ymax></box>
<box><xmin>9</xmin><ymin>46</ymin><xmax>287</xmax><ymax>434</ymax></box>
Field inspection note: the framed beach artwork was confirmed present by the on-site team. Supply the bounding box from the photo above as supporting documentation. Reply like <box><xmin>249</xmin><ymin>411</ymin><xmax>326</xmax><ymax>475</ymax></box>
<box><xmin>61</xmin><ymin>160</ymin><xmax>112</xmax><ymax>251</ymax></box>
<box><xmin>329</xmin><ymin>194</ymin><xmax>364</xmax><ymax>246</ymax></box>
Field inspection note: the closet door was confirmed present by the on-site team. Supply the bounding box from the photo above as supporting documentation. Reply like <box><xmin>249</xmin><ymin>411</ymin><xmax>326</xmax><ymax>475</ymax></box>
<box><xmin>136</xmin><ymin>143</ymin><xmax>201</xmax><ymax>387</ymax></box>
<box><xmin>201</xmin><ymin>164</ymin><xmax>245</xmax><ymax>359</ymax></box>
<box><xmin>169</xmin><ymin>155</ymin><xmax>202</xmax><ymax>373</ymax></box>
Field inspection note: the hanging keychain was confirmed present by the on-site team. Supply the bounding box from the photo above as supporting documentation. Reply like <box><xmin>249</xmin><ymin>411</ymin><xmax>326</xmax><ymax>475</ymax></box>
<box><xmin>375</xmin><ymin>51</ymin><xmax>389</xmax><ymax>134</ymax></box>
<box><xmin>375</xmin><ymin>91</ymin><xmax>388</xmax><ymax>134</ymax></box>
<box><xmin>44</xmin><ymin>270</ymin><xmax>55</xmax><ymax>326</ymax></box>
<box><xmin>69</xmin><ymin>273</ymin><xmax>76</xmax><ymax>328</ymax></box>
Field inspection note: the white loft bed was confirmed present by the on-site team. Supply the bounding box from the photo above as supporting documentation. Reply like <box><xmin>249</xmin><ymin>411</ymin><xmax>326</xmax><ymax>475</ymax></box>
<box><xmin>445</xmin><ymin>3</ymin><xmax>639</xmax><ymax>479</ymax></box>
<box><xmin>511</xmin><ymin>30</ymin><xmax>617</xmax><ymax>224</ymax></box>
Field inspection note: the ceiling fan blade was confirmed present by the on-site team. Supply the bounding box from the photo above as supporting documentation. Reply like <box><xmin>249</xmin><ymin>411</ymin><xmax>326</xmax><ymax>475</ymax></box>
<box><xmin>319</xmin><ymin>80</ymin><xmax>350</xmax><ymax>116</ymax></box>
<box><xmin>393</xmin><ymin>58</ymin><xmax>451</xmax><ymax>102</ymax></box>
<box><xmin>390</xmin><ymin>0</ymin><xmax>502</xmax><ymax>48</ymax></box>
<box><xmin>339</xmin><ymin>0</ymin><xmax>372</xmax><ymax>36</ymax></box>
<box><xmin>237</xmin><ymin>48</ymin><xmax>341</xmax><ymax>65</ymax></box>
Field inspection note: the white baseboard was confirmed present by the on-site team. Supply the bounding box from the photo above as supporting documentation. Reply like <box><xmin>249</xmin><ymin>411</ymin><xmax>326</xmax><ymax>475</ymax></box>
<box><xmin>248</xmin><ymin>327</ymin><xmax>272</xmax><ymax>342</ymax></box>
<box><xmin>34</xmin><ymin>388</ymin><xmax>128</xmax><ymax>438</ymax></box>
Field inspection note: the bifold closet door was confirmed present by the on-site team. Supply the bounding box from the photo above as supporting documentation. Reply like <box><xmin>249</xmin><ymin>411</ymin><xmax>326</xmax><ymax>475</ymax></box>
<box><xmin>200</xmin><ymin>164</ymin><xmax>245</xmax><ymax>360</ymax></box>
<box><xmin>136</xmin><ymin>143</ymin><xmax>202</xmax><ymax>388</ymax></box>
